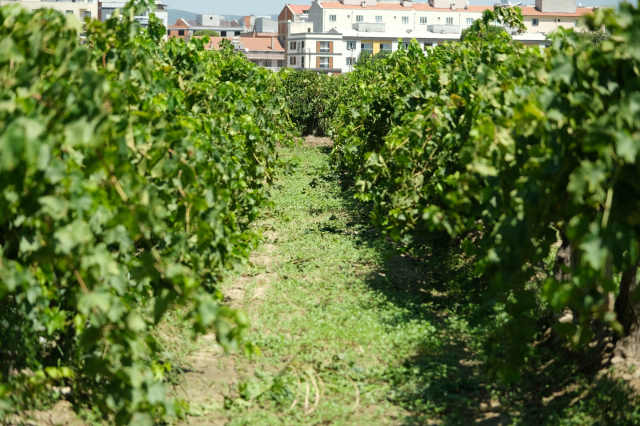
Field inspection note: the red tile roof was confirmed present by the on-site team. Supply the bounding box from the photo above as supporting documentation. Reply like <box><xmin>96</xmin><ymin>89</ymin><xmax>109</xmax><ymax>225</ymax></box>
<box><xmin>287</xmin><ymin>4</ymin><xmax>310</xmax><ymax>15</ymax></box>
<box><xmin>242</xmin><ymin>37</ymin><xmax>285</xmax><ymax>52</ymax></box>
<box><xmin>193</xmin><ymin>36</ymin><xmax>232</xmax><ymax>50</ymax></box>
<box><xmin>195</xmin><ymin>36</ymin><xmax>284</xmax><ymax>52</ymax></box>
<box><xmin>519</xmin><ymin>6</ymin><xmax>594</xmax><ymax>17</ymax></box>
<box><xmin>241</xmin><ymin>32</ymin><xmax>281</xmax><ymax>38</ymax></box>
<box><xmin>168</xmin><ymin>18</ymin><xmax>190</xmax><ymax>28</ymax></box>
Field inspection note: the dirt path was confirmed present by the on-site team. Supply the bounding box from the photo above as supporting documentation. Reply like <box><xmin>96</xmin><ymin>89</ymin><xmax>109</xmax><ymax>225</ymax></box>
<box><xmin>176</xmin><ymin>140</ymin><xmax>416</xmax><ymax>425</ymax></box>
<box><xmin>170</xmin><ymin>138</ymin><xmax>640</xmax><ymax>426</ymax></box>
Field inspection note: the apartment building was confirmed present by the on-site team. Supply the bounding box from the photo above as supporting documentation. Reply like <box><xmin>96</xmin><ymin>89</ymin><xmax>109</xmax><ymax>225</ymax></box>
<box><xmin>309</xmin><ymin>0</ymin><xmax>593</xmax><ymax>35</ymax></box>
<box><xmin>309</xmin><ymin>1</ymin><xmax>485</xmax><ymax>34</ymax></box>
<box><xmin>99</xmin><ymin>0</ymin><xmax>168</xmax><ymax>28</ymax></box>
<box><xmin>0</xmin><ymin>0</ymin><xmax>98</xmax><ymax>21</ymax></box>
<box><xmin>286</xmin><ymin>30</ymin><xmax>342</xmax><ymax>74</ymax></box>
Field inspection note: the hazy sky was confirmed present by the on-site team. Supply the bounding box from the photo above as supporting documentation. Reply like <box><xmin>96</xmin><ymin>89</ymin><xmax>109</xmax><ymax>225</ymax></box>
<box><xmin>163</xmin><ymin>0</ymin><xmax>632</xmax><ymax>17</ymax></box>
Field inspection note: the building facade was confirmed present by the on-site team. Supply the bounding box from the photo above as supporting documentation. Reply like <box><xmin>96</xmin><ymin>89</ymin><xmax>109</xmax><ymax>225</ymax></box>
<box><xmin>0</xmin><ymin>0</ymin><xmax>98</xmax><ymax>21</ymax></box>
<box><xmin>255</xmin><ymin>17</ymin><xmax>278</xmax><ymax>33</ymax></box>
<box><xmin>285</xmin><ymin>30</ymin><xmax>342</xmax><ymax>74</ymax></box>
<box><xmin>167</xmin><ymin>17</ymin><xmax>243</xmax><ymax>40</ymax></box>
<box><xmin>308</xmin><ymin>0</ymin><xmax>593</xmax><ymax>35</ymax></box>
<box><xmin>278</xmin><ymin>4</ymin><xmax>310</xmax><ymax>35</ymax></box>
<box><xmin>99</xmin><ymin>0</ymin><xmax>168</xmax><ymax>28</ymax></box>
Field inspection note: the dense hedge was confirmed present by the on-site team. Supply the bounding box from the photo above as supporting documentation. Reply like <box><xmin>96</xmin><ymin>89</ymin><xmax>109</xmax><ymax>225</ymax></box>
<box><xmin>0</xmin><ymin>2</ymin><xmax>291</xmax><ymax>422</ymax></box>
<box><xmin>327</xmin><ymin>4</ymin><xmax>640</xmax><ymax>380</ymax></box>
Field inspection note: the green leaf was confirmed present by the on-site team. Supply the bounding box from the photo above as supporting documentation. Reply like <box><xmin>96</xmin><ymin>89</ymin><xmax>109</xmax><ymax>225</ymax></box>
<box><xmin>53</xmin><ymin>220</ymin><xmax>93</xmax><ymax>254</ymax></box>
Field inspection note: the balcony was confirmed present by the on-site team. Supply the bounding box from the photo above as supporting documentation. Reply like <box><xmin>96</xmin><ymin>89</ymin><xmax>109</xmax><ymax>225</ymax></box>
<box><xmin>352</xmin><ymin>22</ymin><xmax>385</xmax><ymax>32</ymax></box>
<box><xmin>427</xmin><ymin>24</ymin><xmax>461</xmax><ymax>34</ymax></box>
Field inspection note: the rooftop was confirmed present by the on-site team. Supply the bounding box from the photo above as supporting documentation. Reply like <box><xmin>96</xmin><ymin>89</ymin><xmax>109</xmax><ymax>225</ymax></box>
<box><xmin>195</xmin><ymin>36</ymin><xmax>285</xmax><ymax>52</ymax></box>
<box><xmin>286</xmin><ymin>4</ymin><xmax>311</xmax><ymax>14</ymax></box>
<box><xmin>167</xmin><ymin>18</ymin><xmax>241</xmax><ymax>29</ymax></box>
<box><xmin>318</xmin><ymin>2</ymin><xmax>595</xmax><ymax>18</ymax></box>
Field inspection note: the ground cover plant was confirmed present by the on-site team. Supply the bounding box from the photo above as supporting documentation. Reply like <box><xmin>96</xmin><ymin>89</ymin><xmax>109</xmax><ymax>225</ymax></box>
<box><xmin>0</xmin><ymin>2</ymin><xmax>292</xmax><ymax>423</ymax></box>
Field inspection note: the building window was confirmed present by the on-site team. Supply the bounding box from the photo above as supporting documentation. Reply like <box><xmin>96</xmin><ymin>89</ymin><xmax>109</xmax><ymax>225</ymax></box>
<box><xmin>290</xmin><ymin>56</ymin><xmax>297</xmax><ymax>65</ymax></box>
<box><xmin>356</xmin><ymin>15</ymin><xmax>364</xmax><ymax>22</ymax></box>
<box><xmin>446</xmin><ymin>17</ymin><xmax>453</xmax><ymax>25</ymax></box>
<box><xmin>466</xmin><ymin>18</ymin><xmax>473</xmax><ymax>25</ymax></box>
<box><xmin>319</xmin><ymin>57</ymin><xmax>330</xmax><ymax>68</ymax></box>
<box><xmin>83</xmin><ymin>11</ymin><xmax>91</xmax><ymax>18</ymax></box>
<box><xmin>277</xmin><ymin>60</ymin><xmax>284</xmax><ymax>67</ymax></box>
<box><xmin>575</xmin><ymin>19</ymin><xmax>578</xmax><ymax>25</ymax></box>
<box><xmin>402</xmin><ymin>42</ymin><xmax>410</xmax><ymax>49</ymax></box>
<box><xmin>532</xmin><ymin>18</ymin><xmax>539</xmax><ymax>26</ymax></box>
<box><xmin>361</xmin><ymin>42</ymin><xmax>373</xmax><ymax>54</ymax></box>
<box><xmin>380</xmin><ymin>43</ymin><xmax>391</xmax><ymax>52</ymax></box>
<box><xmin>66</xmin><ymin>10</ymin><xmax>73</xmax><ymax>14</ymax></box>
<box><xmin>290</xmin><ymin>41</ymin><xmax>297</xmax><ymax>50</ymax></box>
<box><xmin>419</xmin><ymin>17</ymin><xmax>427</xmax><ymax>24</ymax></box>
<box><xmin>346</xmin><ymin>57</ymin><xmax>355</xmax><ymax>66</ymax></box>
<box><xmin>329</xmin><ymin>14</ymin><xmax>337</xmax><ymax>22</ymax></box>
<box><xmin>301</xmin><ymin>56</ymin><xmax>305</xmax><ymax>67</ymax></box>
<box><xmin>303</xmin><ymin>9</ymin><xmax>309</xmax><ymax>14</ymax></box>
<box><xmin>346</xmin><ymin>41</ymin><xmax>356</xmax><ymax>50</ymax></box>
<box><xmin>401</xmin><ymin>16</ymin><xmax>409</xmax><ymax>24</ymax></box>
<box><xmin>320</xmin><ymin>41</ymin><xmax>330</xmax><ymax>53</ymax></box>
<box><xmin>178</xmin><ymin>30</ymin><xmax>184</xmax><ymax>36</ymax></box>
<box><xmin>264</xmin><ymin>60</ymin><xmax>272</xmax><ymax>67</ymax></box>
<box><xmin>375</xmin><ymin>16</ymin><xmax>382</xmax><ymax>23</ymax></box>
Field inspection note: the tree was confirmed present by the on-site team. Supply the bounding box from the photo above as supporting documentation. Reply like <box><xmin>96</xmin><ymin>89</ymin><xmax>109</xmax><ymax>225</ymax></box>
<box><xmin>194</xmin><ymin>29</ymin><xmax>220</xmax><ymax>37</ymax></box>
<box><xmin>355</xmin><ymin>49</ymin><xmax>391</xmax><ymax>66</ymax></box>
<box><xmin>460</xmin><ymin>24</ymin><xmax>508</xmax><ymax>41</ymax></box>
<box><xmin>460</xmin><ymin>6</ymin><xmax>526</xmax><ymax>41</ymax></box>
<box><xmin>575</xmin><ymin>28</ymin><xmax>609</xmax><ymax>44</ymax></box>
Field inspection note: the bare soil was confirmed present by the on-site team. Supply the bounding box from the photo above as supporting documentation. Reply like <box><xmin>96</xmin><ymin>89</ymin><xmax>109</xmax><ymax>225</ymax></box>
<box><xmin>304</xmin><ymin>136</ymin><xmax>333</xmax><ymax>147</ymax></box>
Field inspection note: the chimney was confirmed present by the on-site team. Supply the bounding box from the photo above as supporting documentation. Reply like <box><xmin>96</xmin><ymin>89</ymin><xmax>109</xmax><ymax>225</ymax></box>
<box><xmin>271</xmin><ymin>36</ymin><xmax>275</xmax><ymax>49</ymax></box>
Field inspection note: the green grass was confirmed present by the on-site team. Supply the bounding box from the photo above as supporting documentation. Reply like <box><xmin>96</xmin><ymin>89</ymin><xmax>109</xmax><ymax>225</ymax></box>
<box><xmin>180</xmin><ymin>144</ymin><xmax>640</xmax><ymax>426</ymax></box>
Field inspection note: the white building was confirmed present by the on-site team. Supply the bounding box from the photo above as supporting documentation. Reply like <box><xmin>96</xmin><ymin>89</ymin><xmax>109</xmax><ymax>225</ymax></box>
<box><xmin>286</xmin><ymin>29</ymin><xmax>343</xmax><ymax>73</ymax></box>
<box><xmin>99</xmin><ymin>0</ymin><xmax>168</xmax><ymax>29</ymax></box>
<box><xmin>283</xmin><ymin>0</ymin><xmax>596</xmax><ymax>74</ymax></box>
<box><xmin>309</xmin><ymin>0</ymin><xmax>593</xmax><ymax>35</ymax></box>
<box><xmin>0</xmin><ymin>0</ymin><xmax>98</xmax><ymax>21</ymax></box>
<box><xmin>286</xmin><ymin>27</ymin><xmax>549</xmax><ymax>74</ymax></box>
